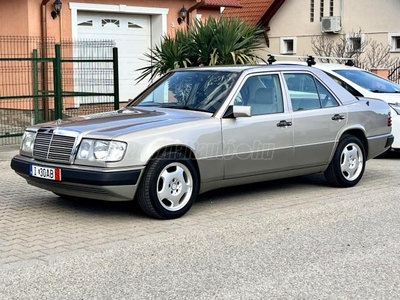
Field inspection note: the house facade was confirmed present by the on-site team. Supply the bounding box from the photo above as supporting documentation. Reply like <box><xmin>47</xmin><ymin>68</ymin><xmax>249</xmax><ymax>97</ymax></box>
<box><xmin>224</xmin><ymin>0</ymin><xmax>400</xmax><ymax>66</ymax></box>
<box><xmin>267</xmin><ymin>0</ymin><xmax>400</xmax><ymax>60</ymax></box>
<box><xmin>0</xmin><ymin>0</ymin><xmax>241</xmax><ymax>101</ymax></box>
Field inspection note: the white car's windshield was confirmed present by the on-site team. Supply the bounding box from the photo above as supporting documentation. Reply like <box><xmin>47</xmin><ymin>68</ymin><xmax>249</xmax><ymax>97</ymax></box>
<box><xmin>334</xmin><ymin>69</ymin><xmax>400</xmax><ymax>93</ymax></box>
<box><xmin>131</xmin><ymin>71</ymin><xmax>239</xmax><ymax>113</ymax></box>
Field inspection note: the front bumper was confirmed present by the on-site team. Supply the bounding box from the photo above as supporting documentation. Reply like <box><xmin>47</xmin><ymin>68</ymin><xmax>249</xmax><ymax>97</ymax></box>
<box><xmin>11</xmin><ymin>155</ymin><xmax>144</xmax><ymax>201</ymax></box>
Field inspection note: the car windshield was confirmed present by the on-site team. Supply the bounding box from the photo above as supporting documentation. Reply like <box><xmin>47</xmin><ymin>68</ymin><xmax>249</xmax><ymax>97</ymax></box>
<box><xmin>334</xmin><ymin>69</ymin><xmax>400</xmax><ymax>93</ymax></box>
<box><xmin>130</xmin><ymin>70</ymin><xmax>239</xmax><ymax>113</ymax></box>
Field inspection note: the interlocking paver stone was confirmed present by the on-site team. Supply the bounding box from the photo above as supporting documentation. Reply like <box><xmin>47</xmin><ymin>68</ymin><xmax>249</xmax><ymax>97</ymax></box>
<box><xmin>1</xmin><ymin>143</ymin><xmax>400</xmax><ymax>271</ymax></box>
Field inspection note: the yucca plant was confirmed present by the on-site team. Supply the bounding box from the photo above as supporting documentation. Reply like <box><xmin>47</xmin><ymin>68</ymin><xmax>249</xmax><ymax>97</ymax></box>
<box><xmin>189</xmin><ymin>17</ymin><xmax>265</xmax><ymax>66</ymax></box>
<box><xmin>136</xmin><ymin>30</ymin><xmax>193</xmax><ymax>83</ymax></box>
<box><xmin>137</xmin><ymin>17</ymin><xmax>265</xmax><ymax>83</ymax></box>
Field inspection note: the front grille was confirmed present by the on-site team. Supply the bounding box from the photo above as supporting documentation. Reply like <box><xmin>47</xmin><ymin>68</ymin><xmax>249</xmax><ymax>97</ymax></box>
<box><xmin>33</xmin><ymin>132</ymin><xmax>76</xmax><ymax>163</ymax></box>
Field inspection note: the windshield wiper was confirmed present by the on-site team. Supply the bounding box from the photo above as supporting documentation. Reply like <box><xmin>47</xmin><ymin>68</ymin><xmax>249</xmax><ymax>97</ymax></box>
<box><xmin>160</xmin><ymin>104</ymin><xmax>212</xmax><ymax>113</ymax></box>
<box><xmin>135</xmin><ymin>103</ymin><xmax>163</xmax><ymax>107</ymax></box>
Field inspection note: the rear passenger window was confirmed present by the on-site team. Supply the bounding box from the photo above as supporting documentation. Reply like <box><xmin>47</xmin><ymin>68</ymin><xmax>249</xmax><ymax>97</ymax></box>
<box><xmin>284</xmin><ymin>73</ymin><xmax>338</xmax><ymax>111</ymax></box>
<box><xmin>315</xmin><ymin>80</ymin><xmax>339</xmax><ymax>108</ymax></box>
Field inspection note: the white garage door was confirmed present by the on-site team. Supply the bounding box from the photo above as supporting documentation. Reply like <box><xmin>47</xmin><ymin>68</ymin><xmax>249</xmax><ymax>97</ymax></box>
<box><xmin>77</xmin><ymin>11</ymin><xmax>151</xmax><ymax>103</ymax></box>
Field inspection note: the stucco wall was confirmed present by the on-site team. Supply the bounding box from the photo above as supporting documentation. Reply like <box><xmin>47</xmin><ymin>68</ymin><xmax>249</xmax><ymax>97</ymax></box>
<box><xmin>0</xmin><ymin>0</ymin><xmax>29</xmax><ymax>36</ymax></box>
<box><xmin>266</xmin><ymin>0</ymin><xmax>400</xmax><ymax>61</ymax></box>
<box><xmin>0</xmin><ymin>1</ymin><xmax>221</xmax><ymax>41</ymax></box>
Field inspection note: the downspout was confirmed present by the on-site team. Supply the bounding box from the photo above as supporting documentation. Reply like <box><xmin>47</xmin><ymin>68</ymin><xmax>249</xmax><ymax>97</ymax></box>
<box><xmin>186</xmin><ymin>1</ymin><xmax>204</xmax><ymax>28</ymax></box>
<box><xmin>41</xmin><ymin>0</ymin><xmax>51</xmax><ymax>121</ymax></box>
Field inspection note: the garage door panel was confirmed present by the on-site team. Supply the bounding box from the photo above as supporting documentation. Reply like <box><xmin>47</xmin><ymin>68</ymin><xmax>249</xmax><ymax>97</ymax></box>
<box><xmin>77</xmin><ymin>11</ymin><xmax>151</xmax><ymax>102</ymax></box>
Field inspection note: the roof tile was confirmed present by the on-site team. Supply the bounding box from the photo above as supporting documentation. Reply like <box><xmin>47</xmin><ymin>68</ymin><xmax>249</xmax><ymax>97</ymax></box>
<box><xmin>223</xmin><ymin>0</ymin><xmax>274</xmax><ymax>26</ymax></box>
<box><xmin>200</xmin><ymin>0</ymin><xmax>243</xmax><ymax>8</ymax></box>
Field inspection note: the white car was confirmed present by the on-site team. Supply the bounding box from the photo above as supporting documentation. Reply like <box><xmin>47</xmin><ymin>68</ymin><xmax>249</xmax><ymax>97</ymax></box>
<box><xmin>274</xmin><ymin>61</ymin><xmax>400</xmax><ymax>151</ymax></box>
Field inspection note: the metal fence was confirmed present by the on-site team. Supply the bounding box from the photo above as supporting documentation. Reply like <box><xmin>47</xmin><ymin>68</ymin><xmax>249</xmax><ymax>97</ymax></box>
<box><xmin>0</xmin><ymin>36</ymin><xmax>119</xmax><ymax>145</ymax></box>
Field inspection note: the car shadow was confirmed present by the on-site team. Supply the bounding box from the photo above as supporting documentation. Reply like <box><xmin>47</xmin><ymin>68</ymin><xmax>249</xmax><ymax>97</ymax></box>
<box><xmin>196</xmin><ymin>173</ymin><xmax>328</xmax><ymax>204</ymax></box>
<box><xmin>48</xmin><ymin>173</ymin><xmax>326</xmax><ymax>218</ymax></box>
<box><xmin>374</xmin><ymin>150</ymin><xmax>400</xmax><ymax>159</ymax></box>
<box><xmin>53</xmin><ymin>194</ymin><xmax>146</xmax><ymax>219</ymax></box>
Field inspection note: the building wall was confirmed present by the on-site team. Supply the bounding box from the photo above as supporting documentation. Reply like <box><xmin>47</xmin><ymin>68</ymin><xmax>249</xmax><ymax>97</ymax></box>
<box><xmin>0</xmin><ymin>0</ymin><xmax>29</xmax><ymax>36</ymax></box>
<box><xmin>266</xmin><ymin>0</ymin><xmax>400</xmax><ymax>61</ymax></box>
<box><xmin>0</xmin><ymin>0</ymin><xmax>220</xmax><ymax>109</ymax></box>
<box><xmin>0</xmin><ymin>1</ymin><xmax>221</xmax><ymax>41</ymax></box>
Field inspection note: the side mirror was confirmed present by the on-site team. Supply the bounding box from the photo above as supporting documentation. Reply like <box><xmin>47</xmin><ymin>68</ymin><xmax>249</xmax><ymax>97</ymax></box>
<box><xmin>224</xmin><ymin>105</ymin><xmax>252</xmax><ymax>118</ymax></box>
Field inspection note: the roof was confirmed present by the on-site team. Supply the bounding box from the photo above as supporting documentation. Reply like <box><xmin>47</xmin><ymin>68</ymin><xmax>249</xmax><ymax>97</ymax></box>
<box><xmin>175</xmin><ymin>64</ymin><xmax>319</xmax><ymax>74</ymax></box>
<box><xmin>222</xmin><ymin>0</ymin><xmax>286</xmax><ymax>28</ymax></box>
<box><xmin>196</xmin><ymin>0</ymin><xmax>242</xmax><ymax>8</ymax></box>
<box><xmin>273</xmin><ymin>61</ymin><xmax>358</xmax><ymax>70</ymax></box>
<box><xmin>222</xmin><ymin>0</ymin><xmax>274</xmax><ymax>26</ymax></box>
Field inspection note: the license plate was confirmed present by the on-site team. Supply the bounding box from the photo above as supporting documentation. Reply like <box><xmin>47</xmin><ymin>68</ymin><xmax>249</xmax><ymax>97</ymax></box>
<box><xmin>30</xmin><ymin>165</ymin><xmax>61</xmax><ymax>181</ymax></box>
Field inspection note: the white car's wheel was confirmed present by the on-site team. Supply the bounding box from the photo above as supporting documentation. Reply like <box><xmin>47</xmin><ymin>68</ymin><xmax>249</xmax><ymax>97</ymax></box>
<box><xmin>324</xmin><ymin>135</ymin><xmax>366</xmax><ymax>187</ymax></box>
<box><xmin>137</xmin><ymin>152</ymin><xmax>199</xmax><ymax>219</ymax></box>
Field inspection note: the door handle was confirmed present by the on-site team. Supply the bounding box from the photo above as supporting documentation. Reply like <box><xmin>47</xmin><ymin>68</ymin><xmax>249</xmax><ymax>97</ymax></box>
<box><xmin>332</xmin><ymin>114</ymin><xmax>345</xmax><ymax>121</ymax></box>
<box><xmin>277</xmin><ymin>120</ymin><xmax>292</xmax><ymax>127</ymax></box>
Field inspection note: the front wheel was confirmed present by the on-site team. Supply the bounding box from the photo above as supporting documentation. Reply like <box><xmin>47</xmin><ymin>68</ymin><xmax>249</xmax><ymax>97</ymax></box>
<box><xmin>324</xmin><ymin>135</ymin><xmax>366</xmax><ymax>187</ymax></box>
<box><xmin>137</xmin><ymin>152</ymin><xmax>199</xmax><ymax>219</ymax></box>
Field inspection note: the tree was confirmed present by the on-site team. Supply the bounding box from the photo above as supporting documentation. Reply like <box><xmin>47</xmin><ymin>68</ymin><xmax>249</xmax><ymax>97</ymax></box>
<box><xmin>136</xmin><ymin>17</ymin><xmax>265</xmax><ymax>83</ymax></box>
<box><xmin>311</xmin><ymin>30</ymin><xmax>399</xmax><ymax>69</ymax></box>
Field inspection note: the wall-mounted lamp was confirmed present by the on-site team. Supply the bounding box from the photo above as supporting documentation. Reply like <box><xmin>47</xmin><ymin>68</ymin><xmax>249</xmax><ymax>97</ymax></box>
<box><xmin>177</xmin><ymin>5</ymin><xmax>188</xmax><ymax>25</ymax></box>
<box><xmin>51</xmin><ymin>0</ymin><xmax>62</xmax><ymax>19</ymax></box>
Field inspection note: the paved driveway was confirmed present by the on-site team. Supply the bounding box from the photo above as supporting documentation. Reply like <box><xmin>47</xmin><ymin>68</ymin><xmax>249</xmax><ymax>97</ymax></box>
<box><xmin>1</xmin><ymin>146</ymin><xmax>400</xmax><ymax>299</ymax></box>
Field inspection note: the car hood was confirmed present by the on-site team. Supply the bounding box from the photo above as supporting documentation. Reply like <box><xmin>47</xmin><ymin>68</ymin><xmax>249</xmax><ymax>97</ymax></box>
<box><xmin>27</xmin><ymin>107</ymin><xmax>212</xmax><ymax>139</ymax></box>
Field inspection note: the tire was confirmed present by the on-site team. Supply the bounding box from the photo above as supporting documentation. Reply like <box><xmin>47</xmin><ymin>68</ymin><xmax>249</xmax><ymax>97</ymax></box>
<box><xmin>137</xmin><ymin>152</ymin><xmax>199</xmax><ymax>219</ymax></box>
<box><xmin>324</xmin><ymin>135</ymin><xmax>366</xmax><ymax>187</ymax></box>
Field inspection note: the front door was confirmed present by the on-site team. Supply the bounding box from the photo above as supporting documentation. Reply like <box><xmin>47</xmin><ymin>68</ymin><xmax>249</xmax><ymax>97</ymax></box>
<box><xmin>222</xmin><ymin>73</ymin><xmax>294</xmax><ymax>179</ymax></box>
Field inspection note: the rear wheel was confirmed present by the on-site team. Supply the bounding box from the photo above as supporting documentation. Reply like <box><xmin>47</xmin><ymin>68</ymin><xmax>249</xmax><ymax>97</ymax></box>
<box><xmin>137</xmin><ymin>152</ymin><xmax>199</xmax><ymax>219</ymax></box>
<box><xmin>324</xmin><ymin>135</ymin><xmax>366</xmax><ymax>187</ymax></box>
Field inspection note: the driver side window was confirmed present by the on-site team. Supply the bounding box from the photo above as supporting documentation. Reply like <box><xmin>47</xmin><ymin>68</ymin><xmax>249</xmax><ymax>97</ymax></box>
<box><xmin>234</xmin><ymin>74</ymin><xmax>284</xmax><ymax>116</ymax></box>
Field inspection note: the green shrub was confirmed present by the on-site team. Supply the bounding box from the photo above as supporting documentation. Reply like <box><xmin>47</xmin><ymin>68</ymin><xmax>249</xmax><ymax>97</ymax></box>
<box><xmin>137</xmin><ymin>17</ymin><xmax>265</xmax><ymax>83</ymax></box>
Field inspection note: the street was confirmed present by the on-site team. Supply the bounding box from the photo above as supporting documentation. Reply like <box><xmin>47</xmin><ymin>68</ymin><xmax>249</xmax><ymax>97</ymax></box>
<box><xmin>1</xmin><ymin>145</ymin><xmax>400</xmax><ymax>299</ymax></box>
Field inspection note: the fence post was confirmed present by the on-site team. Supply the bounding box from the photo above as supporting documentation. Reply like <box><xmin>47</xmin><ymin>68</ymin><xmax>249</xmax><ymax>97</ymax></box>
<box><xmin>53</xmin><ymin>44</ymin><xmax>63</xmax><ymax>120</ymax></box>
<box><xmin>113</xmin><ymin>47</ymin><xmax>120</xmax><ymax>110</ymax></box>
<box><xmin>32</xmin><ymin>49</ymin><xmax>40</xmax><ymax>124</ymax></box>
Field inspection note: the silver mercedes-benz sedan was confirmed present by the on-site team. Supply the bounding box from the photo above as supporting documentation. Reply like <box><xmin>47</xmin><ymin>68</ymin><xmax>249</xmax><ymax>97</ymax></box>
<box><xmin>11</xmin><ymin>65</ymin><xmax>393</xmax><ymax>219</ymax></box>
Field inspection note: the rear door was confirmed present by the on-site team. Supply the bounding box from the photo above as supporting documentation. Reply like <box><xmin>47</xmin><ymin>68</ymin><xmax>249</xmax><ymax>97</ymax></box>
<box><xmin>283</xmin><ymin>72</ymin><xmax>348</xmax><ymax>168</ymax></box>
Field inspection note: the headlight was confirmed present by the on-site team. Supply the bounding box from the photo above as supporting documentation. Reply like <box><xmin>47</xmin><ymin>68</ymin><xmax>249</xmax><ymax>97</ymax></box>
<box><xmin>78</xmin><ymin>140</ymin><xmax>91</xmax><ymax>159</ymax></box>
<box><xmin>77</xmin><ymin>139</ymin><xmax>127</xmax><ymax>162</ymax></box>
<box><xmin>20</xmin><ymin>131</ymin><xmax>36</xmax><ymax>156</ymax></box>
<box><xmin>94</xmin><ymin>140</ymin><xmax>109</xmax><ymax>160</ymax></box>
<box><xmin>389</xmin><ymin>103</ymin><xmax>400</xmax><ymax>115</ymax></box>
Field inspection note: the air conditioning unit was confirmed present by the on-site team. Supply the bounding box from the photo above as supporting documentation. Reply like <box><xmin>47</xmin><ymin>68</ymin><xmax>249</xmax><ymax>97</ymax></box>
<box><xmin>321</xmin><ymin>16</ymin><xmax>341</xmax><ymax>33</ymax></box>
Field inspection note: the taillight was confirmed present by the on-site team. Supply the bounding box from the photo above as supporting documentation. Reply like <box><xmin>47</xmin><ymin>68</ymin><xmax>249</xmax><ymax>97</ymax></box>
<box><xmin>388</xmin><ymin>113</ymin><xmax>392</xmax><ymax>127</ymax></box>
